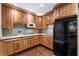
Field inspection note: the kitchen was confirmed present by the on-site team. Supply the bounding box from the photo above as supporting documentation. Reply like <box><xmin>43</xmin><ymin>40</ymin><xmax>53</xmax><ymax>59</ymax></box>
<box><xmin>0</xmin><ymin>3</ymin><xmax>77</xmax><ymax>56</ymax></box>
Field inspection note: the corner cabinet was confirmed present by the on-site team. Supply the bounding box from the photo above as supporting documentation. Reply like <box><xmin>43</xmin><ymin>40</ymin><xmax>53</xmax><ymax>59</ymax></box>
<box><xmin>40</xmin><ymin>35</ymin><xmax>53</xmax><ymax>49</ymax></box>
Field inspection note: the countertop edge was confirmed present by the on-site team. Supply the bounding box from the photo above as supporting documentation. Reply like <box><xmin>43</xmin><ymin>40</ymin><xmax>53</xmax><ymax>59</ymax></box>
<box><xmin>0</xmin><ymin>34</ymin><xmax>53</xmax><ymax>40</ymax></box>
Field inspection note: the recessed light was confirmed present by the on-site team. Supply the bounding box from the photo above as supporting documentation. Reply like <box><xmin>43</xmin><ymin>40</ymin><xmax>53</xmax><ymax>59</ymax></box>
<box><xmin>27</xmin><ymin>9</ymin><xmax>33</xmax><ymax>12</ymax></box>
<box><xmin>40</xmin><ymin>4</ymin><xmax>44</xmax><ymax>7</ymax></box>
<box><xmin>13</xmin><ymin>4</ymin><xmax>18</xmax><ymax>6</ymax></box>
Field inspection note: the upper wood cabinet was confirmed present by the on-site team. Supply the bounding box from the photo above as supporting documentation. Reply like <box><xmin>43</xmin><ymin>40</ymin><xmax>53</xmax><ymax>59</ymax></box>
<box><xmin>38</xmin><ymin>16</ymin><xmax>43</xmax><ymax>29</ymax></box>
<box><xmin>65</xmin><ymin>3</ymin><xmax>76</xmax><ymax>16</ymax></box>
<box><xmin>13</xmin><ymin>9</ymin><xmax>22</xmax><ymax>25</ymax></box>
<box><xmin>2</xmin><ymin>6</ymin><xmax>7</xmax><ymax>29</ymax></box>
<box><xmin>21</xmin><ymin>12</ymin><xmax>28</xmax><ymax>25</ymax></box>
<box><xmin>50</xmin><ymin>13</ymin><xmax>55</xmax><ymax>24</ymax></box>
<box><xmin>53</xmin><ymin>3</ymin><xmax>76</xmax><ymax>20</ymax></box>
<box><xmin>2</xmin><ymin>7</ymin><xmax>28</xmax><ymax>26</ymax></box>
<box><xmin>2</xmin><ymin>6</ymin><xmax>13</xmax><ymax>29</ymax></box>
<box><xmin>34</xmin><ymin>16</ymin><xmax>41</xmax><ymax>29</ymax></box>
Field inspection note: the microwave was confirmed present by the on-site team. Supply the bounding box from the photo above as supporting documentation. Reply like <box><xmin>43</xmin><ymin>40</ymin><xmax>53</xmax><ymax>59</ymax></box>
<box><xmin>27</xmin><ymin>23</ymin><xmax>36</xmax><ymax>28</ymax></box>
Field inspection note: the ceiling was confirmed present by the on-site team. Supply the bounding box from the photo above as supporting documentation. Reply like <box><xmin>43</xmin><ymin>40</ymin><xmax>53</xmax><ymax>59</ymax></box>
<box><xmin>11</xmin><ymin>3</ymin><xmax>58</xmax><ymax>16</ymax></box>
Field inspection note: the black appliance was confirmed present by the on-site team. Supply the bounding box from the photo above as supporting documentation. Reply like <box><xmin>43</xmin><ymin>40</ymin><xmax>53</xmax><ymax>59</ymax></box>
<box><xmin>54</xmin><ymin>16</ymin><xmax>77</xmax><ymax>56</ymax></box>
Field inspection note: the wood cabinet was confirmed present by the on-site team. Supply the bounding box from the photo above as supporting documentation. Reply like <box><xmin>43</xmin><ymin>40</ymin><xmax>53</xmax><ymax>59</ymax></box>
<box><xmin>2</xmin><ymin>5</ymin><xmax>28</xmax><ymax>29</ymax></box>
<box><xmin>34</xmin><ymin>16</ymin><xmax>43</xmax><ymax>29</ymax></box>
<box><xmin>26</xmin><ymin>36</ymin><xmax>34</xmax><ymax>48</ymax></box>
<box><xmin>7</xmin><ymin>7</ymin><xmax>14</xmax><ymax>29</ymax></box>
<box><xmin>1</xmin><ymin>35</ymin><xmax>53</xmax><ymax>55</ymax></box>
<box><xmin>14</xmin><ymin>11</ymin><xmax>28</xmax><ymax>25</ymax></box>
<box><xmin>38</xmin><ymin>16</ymin><xmax>43</xmax><ymax>29</ymax></box>
<box><xmin>33</xmin><ymin>35</ymin><xmax>40</xmax><ymax>45</ymax></box>
<box><xmin>43</xmin><ymin>14</ymin><xmax>55</xmax><ymax>28</ymax></box>
<box><xmin>13</xmin><ymin>9</ymin><xmax>22</xmax><ymax>25</ymax></box>
<box><xmin>53</xmin><ymin>3</ymin><xmax>76</xmax><ymax>20</ymax></box>
<box><xmin>2</xmin><ymin>6</ymin><xmax>7</xmax><ymax>29</ymax></box>
<box><xmin>3</xmin><ymin>40</ymin><xmax>14</xmax><ymax>55</ymax></box>
<box><xmin>65</xmin><ymin>3</ymin><xmax>76</xmax><ymax>16</ymax></box>
<box><xmin>50</xmin><ymin>13</ymin><xmax>55</xmax><ymax>24</ymax></box>
<box><xmin>2</xmin><ymin>6</ymin><xmax>13</xmax><ymax>29</ymax></box>
<box><xmin>21</xmin><ymin>12</ymin><xmax>28</xmax><ymax>25</ymax></box>
<box><xmin>0</xmin><ymin>41</ymin><xmax>3</xmax><ymax>55</ymax></box>
<box><xmin>35</xmin><ymin>16</ymin><xmax>39</xmax><ymax>29</ymax></box>
<box><xmin>40</xmin><ymin>36</ymin><xmax>53</xmax><ymax>49</ymax></box>
<box><xmin>45</xmin><ymin>37</ymin><xmax>53</xmax><ymax>49</ymax></box>
<box><xmin>13</xmin><ymin>39</ymin><xmax>20</xmax><ymax>52</ymax></box>
<box><xmin>19</xmin><ymin>38</ymin><xmax>25</xmax><ymax>50</ymax></box>
<box><xmin>22</xmin><ymin>37</ymin><xmax>28</xmax><ymax>49</ymax></box>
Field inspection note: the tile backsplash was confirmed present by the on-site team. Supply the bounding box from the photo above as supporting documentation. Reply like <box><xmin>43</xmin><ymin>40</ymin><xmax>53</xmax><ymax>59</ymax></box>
<box><xmin>2</xmin><ymin>24</ymin><xmax>53</xmax><ymax>37</ymax></box>
<box><xmin>2</xmin><ymin>25</ymin><xmax>40</xmax><ymax>37</ymax></box>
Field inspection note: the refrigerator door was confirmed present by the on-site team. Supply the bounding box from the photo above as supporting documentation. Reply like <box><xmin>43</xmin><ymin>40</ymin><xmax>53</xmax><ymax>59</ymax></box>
<box><xmin>54</xmin><ymin>20</ymin><xmax>65</xmax><ymax>42</ymax></box>
<box><xmin>54</xmin><ymin>20</ymin><xmax>67</xmax><ymax>56</ymax></box>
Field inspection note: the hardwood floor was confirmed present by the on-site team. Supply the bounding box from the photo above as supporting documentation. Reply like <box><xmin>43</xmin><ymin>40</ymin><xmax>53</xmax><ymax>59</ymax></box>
<box><xmin>16</xmin><ymin>46</ymin><xmax>55</xmax><ymax>56</ymax></box>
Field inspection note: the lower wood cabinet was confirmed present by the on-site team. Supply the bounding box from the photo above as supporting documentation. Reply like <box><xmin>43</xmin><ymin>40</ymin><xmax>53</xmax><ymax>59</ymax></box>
<box><xmin>26</xmin><ymin>36</ymin><xmax>34</xmax><ymax>48</ymax></box>
<box><xmin>3</xmin><ymin>40</ymin><xmax>14</xmax><ymax>55</ymax></box>
<box><xmin>33</xmin><ymin>35</ymin><xmax>40</xmax><ymax>46</ymax></box>
<box><xmin>22</xmin><ymin>37</ymin><xmax>28</xmax><ymax>49</ymax></box>
<box><xmin>40</xmin><ymin>36</ymin><xmax>53</xmax><ymax>49</ymax></box>
<box><xmin>13</xmin><ymin>40</ymin><xmax>20</xmax><ymax>52</ymax></box>
<box><xmin>2</xmin><ymin>35</ymin><xmax>53</xmax><ymax>55</ymax></box>
<box><xmin>0</xmin><ymin>41</ymin><xmax>3</xmax><ymax>55</ymax></box>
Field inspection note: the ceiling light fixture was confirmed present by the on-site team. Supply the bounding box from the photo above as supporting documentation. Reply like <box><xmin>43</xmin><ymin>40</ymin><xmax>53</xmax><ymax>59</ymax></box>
<box><xmin>40</xmin><ymin>4</ymin><xmax>44</xmax><ymax>7</ymax></box>
<box><xmin>13</xmin><ymin>4</ymin><xmax>18</xmax><ymax>6</ymax></box>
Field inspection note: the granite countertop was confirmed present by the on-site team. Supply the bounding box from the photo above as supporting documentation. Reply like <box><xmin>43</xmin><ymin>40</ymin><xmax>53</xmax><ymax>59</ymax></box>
<box><xmin>0</xmin><ymin>33</ymin><xmax>53</xmax><ymax>40</ymax></box>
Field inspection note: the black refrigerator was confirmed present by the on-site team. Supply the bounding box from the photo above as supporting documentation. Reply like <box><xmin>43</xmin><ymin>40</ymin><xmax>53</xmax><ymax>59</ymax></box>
<box><xmin>53</xmin><ymin>16</ymin><xmax>77</xmax><ymax>56</ymax></box>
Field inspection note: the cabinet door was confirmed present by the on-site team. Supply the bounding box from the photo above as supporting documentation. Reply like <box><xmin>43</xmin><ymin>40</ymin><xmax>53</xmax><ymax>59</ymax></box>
<box><xmin>21</xmin><ymin>12</ymin><xmax>28</xmax><ymax>25</ymax></box>
<box><xmin>46</xmin><ymin>38</ymin><xmax>53</xmax><ymax>49</ymax></box>
<box><xmin>0</xmin><ymin>42</ymin><xmax>3</xmax><ymax>55</ymax></box>
<box><xmin>26</xmin><ymin>37</ymin><xmax>33</xmax><ymax>48</ymax></box>
<box><xmin>2</xmin><ymin>6</ymin><xmax>13</xmax><ymax>29</ymax></box>
<box><xmin>13</xmin><ymin>40</ymin><xmax>20</xmax><ymax>52</ymax></box>
<box><xmin>3</xmin><ymin>41</ymin><xmax>14</xmax><ymax>55</ymax></box>
<box><xmin>38</xmin><ymin>16</ymin><xmax>43</xmax><ymax>29</ymax></box>
<box><xmin>40</xmin><ymin>36</ymin><xmax>53</xmax><ymax>49</ymax></box>
<box><xmin>13</xmin><ymin>9</ymin><xmax>22</xmax><ymax>24</ymax></box>
<box><xmin>41</xmin><ymin>36</ymin><xmax>47</xmax><ymax>46</ymax></box>
<box><xmin>35</xmin><ymin>16</ymin><xmax>40</xmax><ymax>29</ymax></box>
<box><xmin>23</xmin><ymin>38</ymin><xmax>28</xmax><ymax>49</ymax></box>
<box><xmin>19</xmin><ymin>39</ymin><xmax>25</xmax><ymax>50</ymax></box>
<box><xmin>7</xmin><ymin>7</ymin><xmax>13</xmax><ymax>29</ymax></box>
<box><xmin>50</xmin><ymin>13</ymin><xmax>55</xmax><ymax>24</ymax></box>
<box><xmin>33</xmin><ymin>35</ymin><xmax>39</xmax><ymax>45</ymax></box>
<box><xmin>2</xmin><ymin>6</ymin><xmax>7</xmax><ymax>29</ymax></box>
<box><xmin>65</xmin><ymin>3</ymin><xmax>76</xmax><ymax>16</ymax></box>
<box><xmin>42</xmin><ymin>16</ymin><xmax>48</xmax><ymax>29</ymax></box>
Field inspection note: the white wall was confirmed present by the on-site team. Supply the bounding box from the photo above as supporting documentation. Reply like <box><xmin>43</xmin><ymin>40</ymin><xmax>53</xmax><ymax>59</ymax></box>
<box><xmin>0</xmin><ymin>3</ymin><xmax>2</xmax><ymax>37</ymax></box>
